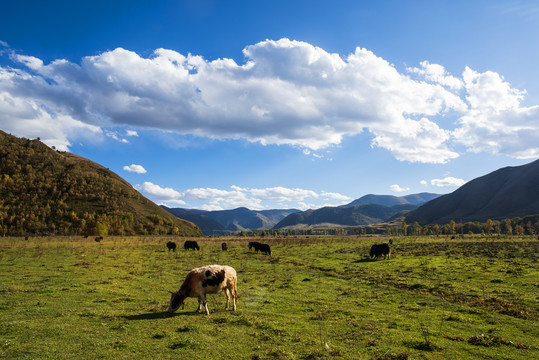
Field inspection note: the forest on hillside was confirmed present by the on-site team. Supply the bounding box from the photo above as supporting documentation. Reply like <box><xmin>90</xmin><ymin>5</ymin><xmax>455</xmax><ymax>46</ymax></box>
<box><xmin>0</xmin><ymin>132</ymin><xmax>200</xmax><ymax>237</ymax></box>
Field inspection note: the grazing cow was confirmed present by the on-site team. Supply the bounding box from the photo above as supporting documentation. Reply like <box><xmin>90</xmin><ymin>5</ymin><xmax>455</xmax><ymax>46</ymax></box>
<box><xmin>388</xmin><ymin>238</ymin><xmax>393</xmax><ymax>245</ymax></box>
<box><xmin>369</xmin><ymin>243</ymin><xmax>391</xmax><ymax>259</ymax></box>
<box><xmin>248</xmin><ymin>241</ymin><xmax>271</xmax><ymax>255</ymax></box>
<box><xmin>94</xmin><ymin>236</ymin><xmax>103</xmax><ymax>242</ymax></box>
<box><xmin>166</xmin><ymin>241</ymin><xmax>177</xmax><ymax>252</ymax></box>
<box><xmin>258</xmin><ymin>243</ymin><xmax>272</xmax><ymax>256</ymax></box>
<box><xmin>221</xmin><ymin>242</ymin><xmax>228</xmax><ymax>251</ymax></box>
<box><xmin>167</xmin><ymin>265</ymin><xmax>237</xmax><ymax>315</ymax></box>
<box><xmin>184</xmin><ymin>240</ymin><xmax>200</xmax><ymax>251</ymax></box>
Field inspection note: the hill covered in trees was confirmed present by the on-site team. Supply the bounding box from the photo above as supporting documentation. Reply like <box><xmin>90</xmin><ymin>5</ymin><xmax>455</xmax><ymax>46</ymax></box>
<box><xmin>0</xmin><ymin>130</ymin><xmax>201</xmax><ymax>236</ymax></box>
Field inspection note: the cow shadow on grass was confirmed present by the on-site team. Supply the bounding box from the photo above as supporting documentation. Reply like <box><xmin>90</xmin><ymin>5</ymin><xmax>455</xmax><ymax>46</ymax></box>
<box><xmin>353</xmin><ymin>258</ymin><xmax>378</xmax><ymax>263</ymax></box>
<box><xmin>123</xmin><ymin>311</ymin><xmax>200</xmax><ymax>321</ymax></box>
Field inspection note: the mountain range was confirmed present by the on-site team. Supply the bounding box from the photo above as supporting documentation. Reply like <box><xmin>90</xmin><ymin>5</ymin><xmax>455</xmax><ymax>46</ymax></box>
<box><xmin>162</xmin><ymin>206</ymin><xmax>300</xmax><ymax>234</ymax></box>
<box><xmin>343</xmin><ymin>193</ymin><xmax>441</xmax><ymax>207</ymax></box>
<box><xmin>163</xmin><ymin>193</ymin><xmax>442</xmax><ymax>232</ymax></box>
<box><xmin>405</xmin><ymin>159</ymin><xmax>539</xmax><ymax>225</ymax></box>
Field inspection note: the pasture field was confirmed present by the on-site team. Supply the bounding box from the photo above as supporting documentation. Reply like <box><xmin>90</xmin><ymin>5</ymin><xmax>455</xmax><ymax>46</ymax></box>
<box><xmin>0</xmin><ymin>235</ymin><xmax>537</xmax><ymax>359</ymax></box>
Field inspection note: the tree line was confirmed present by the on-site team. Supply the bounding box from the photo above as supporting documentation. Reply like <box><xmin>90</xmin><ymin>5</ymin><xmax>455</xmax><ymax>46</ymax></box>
<box><xmin>232</xmin><ymin>215</ymin><xmax>539</xmax><ymax>237</ymax></box>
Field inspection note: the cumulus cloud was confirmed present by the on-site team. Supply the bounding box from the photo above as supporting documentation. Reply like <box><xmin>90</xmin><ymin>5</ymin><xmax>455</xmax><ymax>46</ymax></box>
<box><xmin>139</xmin><ymin>181</ymin><xmax>182</xmax><ymax>200</ymax></box>
<box><xmin>430</xmin><ymin>177</ymin><xmax>466</xmax><ymax>187</ymax></box>
<box><xmin>408</xmin><ymin>61</ymin><xmax>463</xmax><ymax>90</ymax></box>
<box><xmin>390</xmin><ymin>184</ymin><xmax>410</xmax><ymax>192</ymax></box>
<box><xmin>321</xmin><ymin>191</ymin><xmax>352</xmax><ymax>201</ymax></box>
<box><xmin>136</xmin><ymin>183</ymin><xmax>349</xmax><ymax>210</ymax></box>
<box><xmin>126</xmin><ymin>130</ymin><xmax>138</xmax><ymax>136</ymax></box>
<box><xmin>0</xmin><ymin>39</ymin><xmax>537</xmax><ymax>161</ymax></box>
<box><xmin>451</xmin><ymin>67</ymin><xmax>539</xmax><ymax>158</ymax></box>
<box><xmin>123</xmin><ymin>164</ymin><xmax>147</xmax><ymax>174</ymax></box>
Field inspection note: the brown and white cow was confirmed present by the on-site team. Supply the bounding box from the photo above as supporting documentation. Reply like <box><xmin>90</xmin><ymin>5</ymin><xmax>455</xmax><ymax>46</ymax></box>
<box><xmin>167</xmin><ymin>265</ymin><xmax>237</xmax><ymax>315</ymax></box>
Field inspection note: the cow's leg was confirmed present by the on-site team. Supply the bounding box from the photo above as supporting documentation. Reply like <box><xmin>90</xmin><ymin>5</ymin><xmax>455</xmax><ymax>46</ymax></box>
<box><xmin>202</xmin><ymin>295</ymin><xmax>210</xmax><ymax>315</ymax></box>
<box><xmin>225</xmin><ymin>288</ymin><xmax>230</xmax><ymax>310</ymax></box>
<box><xmin>197</xmin><ymin>298</ymin><xmax>203</xmax><ymax>313</ymax></box>
<box><xmin>231</xmin><ymin>280</ymin><xmax>237</xmax><ymax>311</ymax></box>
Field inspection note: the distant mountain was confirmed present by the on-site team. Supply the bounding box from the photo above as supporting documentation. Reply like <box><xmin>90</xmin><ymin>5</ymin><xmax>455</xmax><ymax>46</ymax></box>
<box><xmin>0</xmin><ymin>130</ymin><xmax>202</xmax><ymax>236</ymax></box>
<box><xmin>273</xmin><ymin>204</ymin><xmax>418</xmax><ymax>229</ymax></box>
<box><xmin>163</xmin><ymin>207</ymin><xmax>300</xmax><ymax>232</ymax></box>
<box><xmin>405</xmin><ymin>159</ymin><xmax>539</xmax><ymax>225</ymax></box>
<box><xmin>161</xmin><ymin>207</ymin><xmax>227</xmax><ymax>235</ymax></box>
<box><xmin>344</xmin><ymin>193</ymin><xmax>441</xmax><ymax>207</ymax></box>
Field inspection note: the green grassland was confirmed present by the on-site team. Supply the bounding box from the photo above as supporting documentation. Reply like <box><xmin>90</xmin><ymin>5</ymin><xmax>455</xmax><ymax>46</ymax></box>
<box><xmin>0</xmin><ymin>235</ymin><xmax>537</xmax><ymax>359</ymax></box>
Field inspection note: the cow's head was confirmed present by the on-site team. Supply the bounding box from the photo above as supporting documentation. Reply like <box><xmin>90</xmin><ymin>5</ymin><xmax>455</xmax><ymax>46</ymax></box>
<box><xmin>167</xmin><ymin>291</ymin><xmax>185</xmax><ymax>313</ymax></box>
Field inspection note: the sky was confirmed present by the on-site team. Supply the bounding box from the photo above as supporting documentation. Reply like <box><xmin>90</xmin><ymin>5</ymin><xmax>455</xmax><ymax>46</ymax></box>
<box><xmin>1</xmin><ymin>0</ymin><xmax>538</xmax><ymax>211</ymax></box>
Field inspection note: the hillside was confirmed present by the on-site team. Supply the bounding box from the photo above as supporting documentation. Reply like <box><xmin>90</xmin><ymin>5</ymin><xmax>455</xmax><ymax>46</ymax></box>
<box><xmin>344</xmin><ymin>192</ymin><xmax>441</xmax><ymax>207</ymax></box>
<box><xmin>273</xmin><ymin>204</ymin><xmax>417</xmax><ymax>229</ymax></box>
<box><xmin>0</xmin><ymin>130</ymin><xmax>202</xmax><ymax>236</ymax></box>
<box><xmin>405</xmin><ymin>159</ymin><xmax>539</xmax><ymax>225</ymax></box>
<box><xmin>163</xmin><ymin>207</ymin><xmax>300</xmax><ymax>232</ymax></box>
<box><xmin>161</xmin><ymin>206</ymin><xmax>227</xmax><ymax>235</ymax></box>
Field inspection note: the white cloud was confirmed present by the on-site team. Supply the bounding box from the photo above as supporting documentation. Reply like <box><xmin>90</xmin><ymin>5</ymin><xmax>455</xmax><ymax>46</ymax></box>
<box><xmin>371</xmin><ymin>117</ymin><xmax>458</xmax><ymax>163</ymax></box>
<box><xmin>408</xmin><ymin>61</ymin><xmax>463</xmax><ymax>90</ymax></box>
<box><xmin>140</xmin><ymin>181</ymin><xmax>182</xmax><ymax>199</ymax></box>
<box><xmin>136</xmin><ymin>183</ymin><xmax>349</xmax><ymax>210</ymax></box>
<box><xmin>420</xmin><ymin>180</ymin><xmax>428</xmax><ymax>186</ymax></box>
<box><xmin>430</xmin><ymin>177</ymin><xmax>466</xmax><ymax>187</ymax></box>
<box><xmin>321</xmin><ymin>191</ymin><xmax>351</xmax><ymax>201</ymax></box>
<box><xmin>105</xmin><ymin>130</ymin><xmax>128</xmax><ymax>143</ymax></box>
<box><xmin>451</xmin><ymin>67</ymin><xmax>539</xmax><ymax>159</ymax></box>
<box><xmin>1</xmin><ymin>39</ymin><xmax>537</xmax><ymax>161</ymax></box>
<box><xmin>390</xmin><ymin>184</ymin><xmax>410</xmax><ymax>192</ymax></box>
<box><xmin>126</xmin><ymin>130</ymin><xmax>138</xmax><ymax>136</ymax></box>
<box><xmin>12</xmin><ymin>54</ymin><xmax>43</xmax><ymax>71</ymax></box>
<box><xmin>123</xmin><ymin>164</ymin><xmax>147</xmax><ymax>174</ymax></box>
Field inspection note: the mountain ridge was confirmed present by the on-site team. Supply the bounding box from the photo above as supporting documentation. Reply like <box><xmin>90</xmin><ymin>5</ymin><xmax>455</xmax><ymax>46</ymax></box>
<box><xmin>405</xmin><ymin>159</ymin><xmax>539</xmax><ymax>224</ymax></box>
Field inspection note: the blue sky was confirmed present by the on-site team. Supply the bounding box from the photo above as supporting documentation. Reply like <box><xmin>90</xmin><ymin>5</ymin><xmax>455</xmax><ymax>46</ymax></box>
<box><xmin>1</xmin><ymin>0</ymin><xmax>538</xmax><ymax>210</ymax></box>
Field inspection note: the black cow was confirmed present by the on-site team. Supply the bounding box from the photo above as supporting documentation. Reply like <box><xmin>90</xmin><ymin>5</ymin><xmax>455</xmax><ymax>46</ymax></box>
<box><xmin>249</xmin><ymin>241</ymin><xmax>271</xmax><ymax>256</ymax></box>
<box><xmin>258</xmin><ymin>243</ymin><xmax>272</xmax><ymax>256</ymax></box>
<box><xmin>167</xmin><ymin>241</ymin><xmax>177</xmax><ymax>252</ymax></box>
<box><xmin>221</xmin><ymin>242</ymin><xmax>228</xmax><ymax>251</ymax></box>
<box><xmin>94</xmin><ymin>236</ymin><xmax>103</xmax><ymax>242</ymax></box>
<box><xmin>369</xmin><ymin>243</ymin><xmax>391</xmax><ymax>259</ymax></box>
<box><xmin>248</xmin><ymin>241</ymin><xmax>261</xmax><ymax>251</ymax></box>
<box><xmin>388</xmin><ymin>238</ymin><xmax>393</xmax><ymax>245</ymax></box>
<box><xmin>184</xmin><ymin>240</ymin><xmax>200</xmax><ymax>251</ymax></box>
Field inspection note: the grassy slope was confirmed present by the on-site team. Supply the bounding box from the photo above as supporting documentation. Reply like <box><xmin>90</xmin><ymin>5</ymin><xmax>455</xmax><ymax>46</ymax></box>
<box><xmin>0</xmin><ymin>235</ymin><xmax>537</xmax><ymax>359</ymax></box>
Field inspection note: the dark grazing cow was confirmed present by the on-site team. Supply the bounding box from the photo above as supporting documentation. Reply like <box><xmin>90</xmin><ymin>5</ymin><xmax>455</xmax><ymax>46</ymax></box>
<box><xmin>369</xmin><ymin>243</ymin><xmax>391</xmax><ymax>259</ymax></box>
<box><xmin>167</xmin><ymin>264</ymin><xmax>237</xmax><ymax>315</ymax></box>
<box><xmin>248</xmin><ymin>241</ymin><xmax>261</xmax><ymax>251</ymax></box>
<box><xmin>166</xmin><ymin>241</ymin><xmax>177</xmax><ymax>252</ymax></box>
<box><xmin>258</xmin><ymin>243</ymin><xmax>272</xmax><ymax>256</ymax></box>
<box><xmin>184</xmin><ymin>240</ymin><xmax>200</xmax><ymax>251</ymax></box>
<box><xmin>248</xmin><ymin>241</ymin><xmax>271</xmax><ymax>256</ymax></box>
<box><xmin>388</xmin><ymin>238</ymin><xmax>393</xmax><ymax>245</ymax></box>
<box><xmin>221</xmin><ymin>242</ymin><xmax>228</xmax><ymax>251</ymax></box>
<box><xmin>94</xmin><ymin>236</ymin><xmax>103</xmax><ymax>242</ymax></box>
